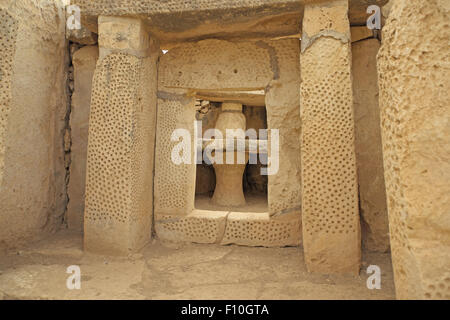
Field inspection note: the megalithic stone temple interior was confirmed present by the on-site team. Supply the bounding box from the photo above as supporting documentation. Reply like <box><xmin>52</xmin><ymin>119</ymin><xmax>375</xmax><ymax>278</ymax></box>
<box><xmin>0</xmin><ymin>0</ymin><xmax>448</xmax><ymax>300</ymax></box>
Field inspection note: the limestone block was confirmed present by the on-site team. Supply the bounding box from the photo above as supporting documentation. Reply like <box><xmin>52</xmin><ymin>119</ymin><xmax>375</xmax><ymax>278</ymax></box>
<box><xmin>352</xmin><ymin>39</ymin><xmax>389</xmax><ymax>252</ymax></box>
<box><xmin>0</xmin><ymin>0</ymin><xmax>67</xmax><ymax>249</ymax></box>
<box><xmin>155</xmin><ymin>211</ymin><xmax>228</xmax><ymax>244</ymax></box>
<box><xmin>302</xmin><ymin>0</ymin><xmax>350</xmax><ymax>42</ymax></box>
<box><xmin>378</xmin><ymin>0</ymin><xmax>450</xmax><ymax>299</ymax></box>
<box><xmin>300</xmin><ymin>0</ymin><xmax>361</xmax><ymax>274</ymax></box>
<box><xmin>67</xmin><ymin>46</ymin><xmax>98</xmax><ymax>232</ymax></box>
<box><xmin>265</xmin><ymin>39</ymin><xmax>301</xmax><ymax>217</ymax></box>
<box><xmin>154</xmin><ymin>92</ymin><xmax>197</xmax><ymax>216</ymax></box>
<box><xmin>67</xmin><ymin>24</ymin><xmax>98</xmax><ymax>45</ymax></box>
<box><xmin>156</xmin><ymin>38</ymin><xmax>302</xmax><ymax>243</ymax></box>
<box><xmin>195</xmin><ymin>163</ymin><xmax>215</xmax><ymax>195</ymax></box>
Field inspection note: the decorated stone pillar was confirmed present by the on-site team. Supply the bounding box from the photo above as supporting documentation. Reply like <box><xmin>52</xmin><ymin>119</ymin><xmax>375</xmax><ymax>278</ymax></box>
<box><xmin>300</xmin><ymin>0</ymin><xmax>360</xmax><ymax>274</ymax></box>
<box><xmin>84</xmin><ymin>16</ymin><xmax>159</xmax><ymax>255</ymax></box>
<box><xmin>378</xmin><ymin>0</ymin><xmax>450</xmax><ymax>300</ymax></box>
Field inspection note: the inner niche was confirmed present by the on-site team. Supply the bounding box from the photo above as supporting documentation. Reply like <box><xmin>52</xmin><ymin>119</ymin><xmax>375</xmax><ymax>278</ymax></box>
<box><xmin>195</xmin><ymin>101</ymin><xmax>268</xmax><ymax>212</ymax></box>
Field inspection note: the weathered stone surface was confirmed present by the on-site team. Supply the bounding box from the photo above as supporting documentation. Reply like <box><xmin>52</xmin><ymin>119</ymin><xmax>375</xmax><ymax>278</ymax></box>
<box><xmin>378</xmin><ymin>0</ymin><xmax>450</xmax><ymax>300</ymax></box>
<box><xmin>265</xmin><ymin>39</ymin><xmax>302</xmax><ymax>218</ymax></box>
<box><xmin>67</xmin><ymin>46</ymin><xmax>98</xmax><ymax>232</ymax></box>
<box><xmin>351</xmin><ymin>26</ymin><xmax>374</xmax><ymax>43</ymax></box>
<box><xmin>300</xmin><ymin>0</ymin><xmax>361</xmax><ymax>274</ymax></box>
<box><xmin>0</xmin><ymin>0</ymin><xmax>67</xmax><ymax>250</ymax></box>
<box><xmin>221</xmin><ymin>211</ymin><xmax>301</xmax><ymax>247</ymax></box>
<box><xmin>66</xmin><ymin>25</ymin><xmax>98</xmax><ymax>45</ymax></box>
<box><xmin>352</xmin><ymin>38</ymin><xmax>389</xmax><ymax>252</ymax></box>
<box><xmin>155</xmin><ymin>210</ymin><xmax>229</xmax><ymax>244</ymax></box>
<box><xmin>84</xmin><ymin>17</ymin><xmax>159</xmax><ymax>255</ymax></box>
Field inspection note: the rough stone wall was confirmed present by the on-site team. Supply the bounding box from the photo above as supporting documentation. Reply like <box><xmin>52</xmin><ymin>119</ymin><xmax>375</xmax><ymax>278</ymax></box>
<box><xmin>378</xmin><ymin>0</ymin><xmax>450</xmax><ymax>299</ymax></box>
<box><xmin>300</xmin><ymin>0</ymin><xmax>360</xmax><ymax>274</ymax></box>
<box><xmin>0</xmin><ymin>0</ymin><xmax>68</xmax><ymax>251</ymax></box>
<box><xmin>352</xmin><ymin>38</ymin><xmax>389</xmax><ymax>252</ymax></box>
<box><xmin>67</xmin><ymin>46</ymin><xmax>98</xmax><ymax>231</ymax></box>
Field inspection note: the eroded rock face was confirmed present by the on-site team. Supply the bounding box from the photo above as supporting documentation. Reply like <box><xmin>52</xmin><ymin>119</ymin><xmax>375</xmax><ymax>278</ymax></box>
<box><xmin>352</xmin><ymin>38</ymin><xmax>390</xmax><ymax>253</ymax></box>
<box><xmin>378</xmin><ymin>0</ymin><xmax>450</xmax><ymax>299</ymax></box>
<box><xmin>67</xmin><ymin>46</ymin><xmax>99</xmax><ymax>232</ymax></box>
<box><xmin>300</xmin><ymin>0</ymin><xmax>361</xmax><ymax>275</ymax></box>
<box><xmin>211</xmin><ymin>102</ymin><xmax>248</xmax><ymax>207</ymax></box>
<box><xmin>0</xmin><ymin>0</ymin><xmax>67</xmax><ymax>250</ymax></box>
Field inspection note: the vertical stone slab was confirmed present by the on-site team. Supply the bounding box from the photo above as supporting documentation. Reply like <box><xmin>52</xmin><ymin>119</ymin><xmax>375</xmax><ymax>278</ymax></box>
<box><xmin>300</xmin><ymin>0</ymin><xmax>360</xmax><ymax>274</ymax></box>
<box><xmin>0</xmin><ymin>1</ymin><xmax>67</xmax><ymax>250</ymax></box>
<box><xmin>84</xmin><ymin>16</ymin><xmax>159</xmax><ymax>255</ymax></box>
<box><xmin>378</xmin><ymin>0</ymin><xmax>450</xmax><ymax>299</ymax></box>
<box><xmin>67</xmin><ymin>46</ymin><xmax>98</xmax><ymax>231</ymax></box>
<box><xmin>352</xmin><ymin>39</ymin><xmax>389</xmax><ymax>252</ymax></box>
<box><xmin>154</xmin><ymin>91</ymin><xmax>196</xmax><ymax>216</ymax></box>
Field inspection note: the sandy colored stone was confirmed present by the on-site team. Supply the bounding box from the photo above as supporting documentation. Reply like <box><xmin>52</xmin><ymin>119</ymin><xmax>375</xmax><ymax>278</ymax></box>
<box><xmin>300</xmin><ymin>0</ymin><xmax>361</xmax><ymax>275</ymax></box>
<box><xmin>0</xmin><ymin>0</ymin><xmax>67</xmax><ymax>250</ymax></box>
<box><xmin>67</xmin><ymin>46</ymin><xmax>98</xmax><ymax>232</ymax></box>
<box><xmin>377</xmin><ymin>0</ymin><xmax>450</xmax><ymax>300</ymax></box>
<box><xmin>352</xmin><ymin>38</ymin><xmax>389</xmax><ymax>252</ymax></box>
<box><xmin>84</xmin><ymin>17</ymin><xmax>159</xmax><ymax>255</ymax></box>
<box><xmin>265</xmin><ymin>39</ymin><xmax>301</xmax><ymax>217</ymax></box>
<box><xmin>0</xmin><ymin>229</ymin><xmax>395</xmax><ymax>300</ymax></box>
<box><xmin>98</xmin><ymin>16</ymin><xmax>151</xmax><ymax>59</ymax></box>
<box><xmin>154</xmin><ymin>90</ymin><xmax>197</xmax><ymax>216</ymax></box>
<box><xmin>155</xmin><ymin>38</ymin><xmax>301</xmax><ymax>246</ymax></box>
<box><xmin>66</xmin><ymin>25</ymin><xmax>98</xmax><ymax>45</ymax></box>
<box><xmin>221</xmin><ymin>212</ymin><xmax>301</xmax><ymax>247</ymax></box>
<box><xmin>155</xmin><ymin>210</ymin><xmax>228</xmax><ymax>244</ymax></box>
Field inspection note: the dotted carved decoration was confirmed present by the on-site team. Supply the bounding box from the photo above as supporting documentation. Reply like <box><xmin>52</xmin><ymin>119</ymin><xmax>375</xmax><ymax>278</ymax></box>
<box><xmin>0</xmin><ymin>9</ymin><xmax>18</xmax><ymax>184</ymax></box>
<box><xmin>154</xmin><ymin>98</ymin><xmax>196</xmax><ymax>213</ymax></box>
<box><xmin>85</xmin><ymin>53</ymin><xmax>142</xmax><ymax>223</ymax></box>
<box><xmin>155</xmin><ymin>214</ymin><xmax>222</xmax><ymax>243</ymax></box>
<box><xmin>300</xmin><ymin>37</ymin><xmax>359</xmax><ymax>236</ymax></box>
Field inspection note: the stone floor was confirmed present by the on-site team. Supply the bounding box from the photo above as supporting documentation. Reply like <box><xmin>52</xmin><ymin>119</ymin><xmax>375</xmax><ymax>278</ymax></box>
<box><xmin>0</xmin><ymin>229</ymin><xmax>395</xmax><ymax>299</ymax></box>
